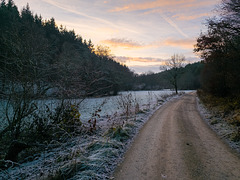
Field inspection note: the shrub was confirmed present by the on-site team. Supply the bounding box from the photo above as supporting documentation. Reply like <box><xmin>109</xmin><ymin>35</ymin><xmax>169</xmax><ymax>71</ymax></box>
<box><xmin>104</xmin><ymin>126</ymin><xmax>129</xmax><ymax>142</ymax></box>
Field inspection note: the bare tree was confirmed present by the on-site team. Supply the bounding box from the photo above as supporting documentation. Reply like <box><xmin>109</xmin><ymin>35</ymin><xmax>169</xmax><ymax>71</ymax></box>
<box><xmin>163</xmin><ymin>54</ymin><xmax>185</xmax><ymax>94</ymax></box>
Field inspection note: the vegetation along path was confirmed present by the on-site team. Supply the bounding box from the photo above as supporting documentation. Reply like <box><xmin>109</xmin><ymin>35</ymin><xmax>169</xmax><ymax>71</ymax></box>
<box><xmin>113</xmin><ymin>93</ymin><xmax>240</xmax><ymax>180</ymax></box>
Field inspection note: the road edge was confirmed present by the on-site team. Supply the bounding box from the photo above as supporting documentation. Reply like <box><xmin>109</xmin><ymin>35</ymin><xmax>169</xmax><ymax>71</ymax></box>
<box><xmin>196</xmin><ymin>93</ymin><xmax>240</xmax><ymax>155</ymax></box>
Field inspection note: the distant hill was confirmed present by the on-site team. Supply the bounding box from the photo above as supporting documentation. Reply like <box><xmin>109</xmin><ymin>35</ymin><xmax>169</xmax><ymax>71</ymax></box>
<box><xmin>133</xmin><ymin>62</ymin><xmax>204</xmax><ymax>91</ymax></box>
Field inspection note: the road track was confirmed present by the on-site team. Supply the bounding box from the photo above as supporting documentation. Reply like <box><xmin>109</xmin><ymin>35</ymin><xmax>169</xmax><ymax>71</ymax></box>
<box><xmin>113</xmin><ymin>93</ymin><xmax>240</xmax><ymax>180</ymax></box>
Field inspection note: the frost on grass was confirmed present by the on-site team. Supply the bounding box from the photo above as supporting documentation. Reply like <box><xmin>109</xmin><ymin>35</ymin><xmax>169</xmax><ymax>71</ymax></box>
<box><xmin>0</xmin><ymin>90</ymin><xmax>184</xmax><ymax>179</ymax></box>
<box><xmin>197</xmin><ymin>96</ymin><xmax>240</xmax><ymax>153</ymax></box>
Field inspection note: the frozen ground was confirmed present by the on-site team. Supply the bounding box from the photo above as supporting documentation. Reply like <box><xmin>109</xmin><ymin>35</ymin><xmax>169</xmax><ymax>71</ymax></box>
<box><xmin>197</xmin><ymin>97</ymin><xmax>240</xmax><ymax>154</ymax></box>
<box><xmin>78</xmin><ymin>90</ymin><xmax>176</xmax><ymax>121</ymax></box>
<box><xmin>0</xmin><ymin>90</ymin><xmax>189</xmax><ymax>179</ymax></box>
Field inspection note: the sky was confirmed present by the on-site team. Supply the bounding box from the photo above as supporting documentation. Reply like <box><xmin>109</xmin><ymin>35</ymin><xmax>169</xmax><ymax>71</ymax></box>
<box><xmin>14</xmin><ymin>0</ymin><xmax>220</xmax><ymax>74</ymax></box>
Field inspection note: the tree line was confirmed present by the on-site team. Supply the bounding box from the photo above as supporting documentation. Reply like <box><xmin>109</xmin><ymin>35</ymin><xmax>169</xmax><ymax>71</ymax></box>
<box><xmin>0</xmin><ymin>0</ymin><xmax>134</xmax><ymax>100</ymax></box>
<box><xmin>137</xmin><ymin>0</ymin><xmax>240</xmax><ymax>98</ymax></box>
<box><xmin>194</xmin><ymin>0</ymin><xmax>240</xmax><ymax>97</ymax></box>
<box><xmin>0</xmin><ymin>0</ymin><xmax>136</xmax><ymax>165</ymax></box>
<box><xmin>2</xmin><ymin>0</ymin><xmax>239</xmax><ymax>100</ymax></box>
<box><xmin>133</xmin><ymin>61</ymin><xmax>203</xmax><ymax>92</ymax></box>
<box><xmin>194</xmin><ymin>0</ymin><xmax>240</xmax><ymax>142</ymax></box>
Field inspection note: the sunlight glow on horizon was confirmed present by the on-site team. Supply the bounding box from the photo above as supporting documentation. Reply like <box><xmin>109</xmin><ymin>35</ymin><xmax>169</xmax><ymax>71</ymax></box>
<box><xmin>14</xmin><ymin>0</ymin><xmax>219</xmax><ymax>73</ymax></box>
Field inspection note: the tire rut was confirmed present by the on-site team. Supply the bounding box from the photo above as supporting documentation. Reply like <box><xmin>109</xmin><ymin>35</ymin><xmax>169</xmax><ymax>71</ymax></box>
<box><xmin>113</xmin><ymin>93</ymin><xmax>240</xmax><ymax>180</ymax></box>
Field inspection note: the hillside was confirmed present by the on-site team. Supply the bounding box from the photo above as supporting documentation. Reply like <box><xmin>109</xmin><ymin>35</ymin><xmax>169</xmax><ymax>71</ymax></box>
<box><xmin>134</xmin><ymin>62</ymin><xmax>203</xmax><ymax>91</ymax></box>
<box><xmin>0</xmin><ymin>1</ymin><xmax>134</xmax><ymax>98</ymax></box>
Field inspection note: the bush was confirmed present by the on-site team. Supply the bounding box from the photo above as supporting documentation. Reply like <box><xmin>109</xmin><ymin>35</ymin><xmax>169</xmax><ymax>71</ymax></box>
<box><xmin>104</xmin><ymin>126</ymin><xmax>129</xmax><ymax>142</ymax></box>
<box><xmin>0</xmin><ymin>100</ymin><xmax>84</xmax><ymax>164</ymax></box>
<box><xmin>197</xmin><ymin>89</ymin><xmax>240</xmax><ymax>143</ymax></box>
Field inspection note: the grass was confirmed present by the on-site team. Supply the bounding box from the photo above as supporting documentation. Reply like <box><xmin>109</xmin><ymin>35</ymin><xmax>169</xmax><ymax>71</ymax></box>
<box><xmin>0</xmin><ymin>91</ymin><xmax>179</xmax><ymax>179</ymax></box>
<box><xmin>104</xmin><ymin>126</ymin><xmax>130</xmax><ymax>142</ymax></box>
<box><xmin>197</xmin><ymin>89</ymin><xmax>240</xmax><ymax>142</ymax></box>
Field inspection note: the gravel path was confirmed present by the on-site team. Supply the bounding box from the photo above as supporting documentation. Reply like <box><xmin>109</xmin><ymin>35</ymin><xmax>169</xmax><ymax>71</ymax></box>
<box><xmin>113</xmin><ymin>92</ymin><xmax>240</xmax><ymax>180</ymax></box>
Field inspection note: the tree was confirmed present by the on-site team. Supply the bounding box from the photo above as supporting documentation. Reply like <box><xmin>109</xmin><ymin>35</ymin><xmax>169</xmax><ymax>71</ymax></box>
<box><xmin>0</xmin><ymin>2</ymin><xmax>52</xmax><ymax>141</ymax></box>
<box><xmin>163</xmin><ymin>54</ymin><xmax>185</xmax><ymax>94</ymax></box>
<box><xmin>194</xmin><ymin>0</ymin><xmax>240</xmax><ymax>97</ymax></box>
<box><xmin>0</xmin><ymin>0</ymin><xmax>136</xmax><ymax>164</ymax></box>
<box><xmin>94</xmin><ymin>45</ymin><xmax>111</xmax><ymax>58</ymax></box>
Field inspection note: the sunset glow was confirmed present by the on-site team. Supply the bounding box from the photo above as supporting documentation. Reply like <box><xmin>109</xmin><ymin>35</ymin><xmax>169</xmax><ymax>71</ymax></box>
<box><xmin>14</xmin><ymin>0</ymin><xmax>219</xmax><ymax>73</ymax></box>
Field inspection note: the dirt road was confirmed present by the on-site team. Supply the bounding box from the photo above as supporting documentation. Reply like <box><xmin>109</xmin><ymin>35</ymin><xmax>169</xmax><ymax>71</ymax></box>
<box><xmin>113</xmin><ymin>93</ymin><xmax>240</xmax><ymax>180</ymax></box>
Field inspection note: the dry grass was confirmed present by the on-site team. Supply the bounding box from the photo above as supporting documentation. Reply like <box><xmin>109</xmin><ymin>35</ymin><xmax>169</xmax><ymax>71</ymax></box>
<box><xmin>197</xmin><ymin>90</ymin><xmax>240</xmax><ymax>142</ymax></box>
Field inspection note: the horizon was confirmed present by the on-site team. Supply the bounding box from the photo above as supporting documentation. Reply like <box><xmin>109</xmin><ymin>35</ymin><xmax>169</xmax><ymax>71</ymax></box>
<box><xmin>14</xmin><ymin>0</ymin><xmax>219</xmax><ymax>74</ymax></box>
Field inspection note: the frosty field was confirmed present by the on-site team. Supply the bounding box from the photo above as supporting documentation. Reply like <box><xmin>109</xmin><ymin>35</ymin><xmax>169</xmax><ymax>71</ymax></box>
<box><xmin>79</xmin><ymin>90</ymin><xmax>175</xmax><ymax>121</ymax></box>
<box><xmin>0</xmin><ymin>90</ymin><xmax>173</xmax><ymax>128</ymax></box>
<box><xmin>0</xmin><ymin>90</ymin><xmax>188</xmax><ymax>179</ymax></box>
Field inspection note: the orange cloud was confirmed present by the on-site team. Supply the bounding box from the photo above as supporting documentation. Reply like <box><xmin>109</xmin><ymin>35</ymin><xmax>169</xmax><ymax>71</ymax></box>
<box><xmin>163</xmin><ymin>38</ymin><xmax>195</xmax><ymax>49</ymax></box>
<box><xmin>111</xmin><ymin>0</ymin><xmax>194</xmax><ymax>12</ymax></box>
<box><xmin>173</xmin><ymin>13</ymin><xmax>210</xmax><ymax>20</ymax></box>
<box><xmin>115</xmin><ymin>56</ymin><xmax>166</xmax><ymax>66</ymax></box>
<box><xmin>182</xmin><ymin>1</ymin><xmax>216</xmax><ymax>9</ymax></box>
<box><xmin>101</xmin><ymin>38</ymin><xmax>144</xmax><ymax>49</ymax></box>
<box><xmin>110</xmin><ymin>0</ymin><xmax>216</xmax><ymax>21</ymax></box>
<box><xmin>115</xmin><ymin>56</ymin><xmax>200</xmax><ymax>74</ymax></box>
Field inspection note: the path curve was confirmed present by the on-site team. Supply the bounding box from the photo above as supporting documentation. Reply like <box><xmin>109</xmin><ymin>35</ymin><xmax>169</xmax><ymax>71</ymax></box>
<box><xmin>113</xmin><ymin>93</ymin><xmax>240</xmax><ymax>180</ymax></box>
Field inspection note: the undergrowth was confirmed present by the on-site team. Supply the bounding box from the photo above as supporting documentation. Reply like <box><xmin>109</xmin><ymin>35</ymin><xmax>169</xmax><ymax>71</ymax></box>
<box><xmin>197</xmin><ymin>89</ymin><xmax>240</xmax><ymax>142</ymax></box>
<box><xmin>0</xmin><ymin>91</ymin><xmax>178</xmax><ymax>179</ymax></box>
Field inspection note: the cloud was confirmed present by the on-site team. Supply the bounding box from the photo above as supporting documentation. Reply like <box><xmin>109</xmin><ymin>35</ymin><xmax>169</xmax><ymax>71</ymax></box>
<box><xmin>42</xmin><ymin>0</ymin><xmax>141</xmax><ymax>35</ymax></box>
<box><xmin>111</xmin><ymin>1</ymin><xmax>190</xmax><ymax>38</ymax></box>
<box><xmin>173</xmin><ymin>13</ymin><xmax>210</xmax><ymax>20</ymax></box>
<box><xmin>110</xmin><ymin>0</ymin><xmax>194</xmax><ymax>12</ymax></box>
<box><xmin>149</xmin><ymin>38</ymin><xmax>196</xmax><ymax>49</ymax></box>
<box><xmin>162</xmin><ymin>38</ymin><xmax>195</xmax><ymax>49</ymax></box>
<box><xmin>101</xmin><ymin>38</ymin><xmax>144</xmax><ymax>49</ymax></box>
<box><xmin>110</xmin><ymin>0</ymin><xmax>216</xmax><ymax>13</ymax></box>
<box><xmin>115</xmin><ymin>56</ymin><xmax>166</xmax><ymax>65</ymax></box>
<box><xmin>102</xmin><ymin>37</ymin><xmax>196</xmax><ymax>50</ymax></box>
<box><xmin>129</xmin><ymin>65</ymin><xmax>163</xmax><ymax>74</ymax></box>
<box><xmin>182</xmin><ymin>1</ymin><xmax>217</xmax><ymax>9</ymax></box>
<box><xmin>109</xmin><ymin>0</ymin><xmax>217</xmax><ymax>38</ymax></box>
<box><xmin>115</xmin><ymin>55</ymin><xmax>200</xmax><ymax>74</ymax></box>
<box><xmin>160</xmin><ymin>14</ymin><xmax>189</xmax><ymax>38</ymax></box>
<box><xmin>43</xmin><ymin>0</ymin><xmax>113</xmax><ymax>25</ymax></box>
<box><xmin>115</xmin><ymin>56</ymin><xmax>168</xmax><ymax>74</ymax></box>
